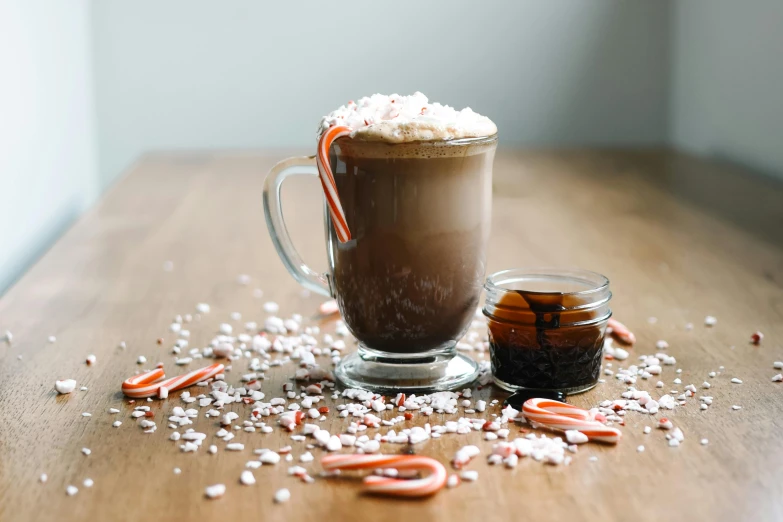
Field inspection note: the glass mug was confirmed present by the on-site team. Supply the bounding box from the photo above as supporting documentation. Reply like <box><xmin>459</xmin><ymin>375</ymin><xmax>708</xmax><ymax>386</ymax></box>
<box><xmin>263</xmin><ymin>133</ymin><xmax>497</xmax><ymax>393</ymax></box>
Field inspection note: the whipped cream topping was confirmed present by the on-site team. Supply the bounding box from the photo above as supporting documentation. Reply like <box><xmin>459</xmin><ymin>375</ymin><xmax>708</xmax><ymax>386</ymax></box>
<box><xmin>318</xmin><ymin>92</ymin><xmax>497</xmax><ymax>143</ymax></box>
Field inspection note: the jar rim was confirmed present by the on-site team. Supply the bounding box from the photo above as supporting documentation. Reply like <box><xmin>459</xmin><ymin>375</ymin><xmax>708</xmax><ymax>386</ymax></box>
<box><xmin>484</xmin><ymin>268</ymin><xmax>610</xmax><ymax>297</ymax></box>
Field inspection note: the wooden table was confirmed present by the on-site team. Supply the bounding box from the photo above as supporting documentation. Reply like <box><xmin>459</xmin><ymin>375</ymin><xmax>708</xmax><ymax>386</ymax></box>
<box><xmin>1</xmin><ymin>149</ymin><xmax>782</xmax><ymax>522</ymax></box>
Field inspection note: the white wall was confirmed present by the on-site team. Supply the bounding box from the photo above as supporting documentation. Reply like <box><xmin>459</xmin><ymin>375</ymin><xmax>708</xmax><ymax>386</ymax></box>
<box><xmin>0</xmin><ymin>1</ymin><xmax>97</xmax><ymax>294</ymax></box>
<box><xmin>670</xmin><ymin>0</ymin><xmax>783</xmax><ymax>178</ymax></box>
<box><xmin>91</xmin><ymin>0</ymin><xmax>671</xmax><ymax>186</ymax></box>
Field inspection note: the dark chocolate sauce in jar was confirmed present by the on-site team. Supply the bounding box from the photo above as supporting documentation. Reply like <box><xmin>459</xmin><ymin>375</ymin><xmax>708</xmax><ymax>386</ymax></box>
<box><xmin>485</xmin><ymin>288</ymin><xmax>608</xmax><ymax>394</ymax></box>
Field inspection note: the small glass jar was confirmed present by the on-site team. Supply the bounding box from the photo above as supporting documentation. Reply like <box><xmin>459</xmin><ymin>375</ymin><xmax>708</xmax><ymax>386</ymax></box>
<box><xmin>483</xmin><ymin>268</ymin><xmax>612</xmax><ymax>394</ymax></box>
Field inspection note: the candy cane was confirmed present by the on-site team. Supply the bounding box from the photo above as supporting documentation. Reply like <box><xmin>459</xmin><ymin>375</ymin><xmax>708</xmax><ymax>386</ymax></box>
<box><xmin>522</xmin><ymin>398</ymin><xmax>622</xmax><ymax>444</ymax></box>
<box><xmin>607</xmin><ymin>318</ymin><xmax>636</xmax><ymax>345</ymax></box>
<box><xmin>318</xmin><ymin>299</ymin><xmax>339</xmax><ymax>317</ymax></box>
<box><xmin>121</xmin><ymin>363</ymin><xmax>224</xmax><ymax>399</ymax></box>
<box><xmin>321</xmin><ymin>454</ymin><xmax>447</xmax><ymax>497</ymax></box>
<box><xmin>316</xmin><ymin>125</ymin><xmax>352</xmax><ymax>243</ymax></box>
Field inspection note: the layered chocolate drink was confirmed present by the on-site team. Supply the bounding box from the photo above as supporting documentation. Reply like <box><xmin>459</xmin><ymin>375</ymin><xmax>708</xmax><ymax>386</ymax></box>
<box><xmin>263</xmin><ymin>91</ymin><xmax>498</xmax><ymax>392</ymax></box>
<box><xmin>327</xmin><ymin>137</ymin><xmax>495</xmax><ymax>353</ymax></box>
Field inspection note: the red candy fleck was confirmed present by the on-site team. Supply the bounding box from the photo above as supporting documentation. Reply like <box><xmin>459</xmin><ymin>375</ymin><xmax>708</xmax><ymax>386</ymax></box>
<box><xmin>751</xmin><ymin>331</ymin><xmax>763</xmax><ymax>345</ymax></box>
<box><xmin>318</xmin><ymin>406</ymin><xmax>329</xmax><ymax>414</ymax></box>
<box><xmin>144</xmin><ymin>411</ymin><xmax>154</xmax><ymax>418</ymax></box>
<box><xmin>404</xmin><ymin>412</ymin><xmax>413</xmax><ymax>420</ymax></box>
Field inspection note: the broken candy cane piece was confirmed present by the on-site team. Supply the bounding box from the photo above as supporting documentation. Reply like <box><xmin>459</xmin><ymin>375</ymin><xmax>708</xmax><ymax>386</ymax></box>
<box><xmin>607</xmin><ymin>318</ymin><xmax>635</xmax><ymax>345</ymax></box>
<box><xmin>321</xmin><ymin>454</ymin><xmax>447</xmax><ymax>497</ymax></box>
<box><xmin>522</xmin><ymin>398</ymin><xmax>622</xmax><ymax>443</ymax></box>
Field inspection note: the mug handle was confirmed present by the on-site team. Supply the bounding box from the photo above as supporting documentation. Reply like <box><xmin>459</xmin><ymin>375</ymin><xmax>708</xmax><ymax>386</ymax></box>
<box><xmin>263</xmin><ymin>155</ymin><xmax>332</xmax><ymax>297</ymax></box>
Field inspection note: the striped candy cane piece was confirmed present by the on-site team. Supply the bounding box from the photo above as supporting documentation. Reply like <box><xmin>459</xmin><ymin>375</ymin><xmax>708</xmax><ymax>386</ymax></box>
<box><xmin>121</xmin><ymin>367</ymin><xmax>166</xmax><ymax>398</ymax></box>
<box><xmin>321</xmin><ymin>454</ymin><xmax>447</xmax><ymax>497</ymax></box>
<box><xmin>316</xmin><ymin>125</ymin><xmax>352</xmax><ymax>243</ymax></box>
<box><xmin>121</xmin><ymin>363</ymin><xmax>224</xmax><ymax>399</ymax></box>
<box><xmin>156</xmin><ymin>362</ymin><xmax>224</xmax><ymax>398</ymax></box>
<box><xmin>318</xmin><ymin>299</ymin><xmax>339</xmax><ymax>317</ymax></box>
<box><xmin>523</xmin><ymin>398</ymin><xmax>622</xmax><ymax>444</ymax></box>
<box><xmin>607</xmin><ymin>318</ymin><xmax>636</xmax><ymax>345</ymax></box>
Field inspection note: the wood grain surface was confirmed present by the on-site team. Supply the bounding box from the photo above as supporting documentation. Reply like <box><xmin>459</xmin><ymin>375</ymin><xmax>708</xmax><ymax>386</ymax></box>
<box><xmin>1</xmin><ymin>149</ymin><xmax>782</xmax><ymax>522</ymax></box>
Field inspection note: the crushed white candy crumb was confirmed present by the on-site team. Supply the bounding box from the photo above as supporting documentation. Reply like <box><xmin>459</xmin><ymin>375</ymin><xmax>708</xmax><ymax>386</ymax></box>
<box><xmin>274</xmin><ymin>488</ymin><xmax>290</xmax><ymax>503</ymax></box>
<box><xmin>66</xmin><ymin>485</ymin><xmax>78</xmax><ymax>496</ymax></box>
<box><xmin>460</xmin><ymin>470</ymin><xmax>479</xmax><ymax>482</ymax></box>
<box><xmin>240</xmin><ymin>470</ymin><xmax>256</xmax><ymax>486</ymax></box>
<box><xmin>55</xmin><ymin>379</ymin><xmax>77</xmax><ymax>394</ymax></box>
<box><xmin>83</xmin><ymin>478</ymin><xmax>94</xmax><ymax>488</ymax></box>
<box><xmin>565</xmin><ymin>430</ymin><xmax>588</xmax><ymax>444</ymax></box>
<box><xmin>205</xmin><ymin>484</ymin><xmax>226</xmax><ymax>499</ymax></box>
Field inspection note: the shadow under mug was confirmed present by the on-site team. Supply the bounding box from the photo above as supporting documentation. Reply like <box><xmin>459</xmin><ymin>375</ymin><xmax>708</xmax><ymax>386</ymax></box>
<box><xmin>263</xmin><ymin>134</ymin><xmax>497</xmax><ymax>393</ymax></box>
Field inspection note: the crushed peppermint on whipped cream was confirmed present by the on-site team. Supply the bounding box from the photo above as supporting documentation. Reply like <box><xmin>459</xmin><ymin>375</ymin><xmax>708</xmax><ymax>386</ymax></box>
<box><xmin>318</xmin><ymin>92</ymin><xmax>497</xmax><ymax>143</ymax></box>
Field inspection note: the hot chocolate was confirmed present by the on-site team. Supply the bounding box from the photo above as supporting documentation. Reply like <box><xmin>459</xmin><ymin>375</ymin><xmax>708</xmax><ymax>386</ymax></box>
<box><xmin>264</xmin><ymin>92</ymin><xmax>498</xmax><ymax>392</ymax></box>
<box><xmin>327</xmin><ymin>137</ymin><xmax>495</xmax><ymax>353</ymax></box>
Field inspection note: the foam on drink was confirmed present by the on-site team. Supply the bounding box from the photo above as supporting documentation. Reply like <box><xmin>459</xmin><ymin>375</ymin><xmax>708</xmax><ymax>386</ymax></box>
<box><xmin>318</xmin><ymin>92</ymin><xmax>497</xmax><ymax>143</ymax></box>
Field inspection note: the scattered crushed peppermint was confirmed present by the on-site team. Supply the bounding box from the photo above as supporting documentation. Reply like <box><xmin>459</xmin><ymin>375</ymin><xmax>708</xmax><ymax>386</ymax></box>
<box><xmin>65</xmin><ymin>276</ymin><xmax>769</xmax><ymax>504</ymax></box>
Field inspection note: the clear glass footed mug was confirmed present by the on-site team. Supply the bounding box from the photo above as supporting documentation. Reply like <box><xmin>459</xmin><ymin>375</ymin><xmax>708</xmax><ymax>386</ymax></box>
<box><xmin>263</xmin><ymin>134</ymin><xmax>497</xmax><ymax>393</ymax></box>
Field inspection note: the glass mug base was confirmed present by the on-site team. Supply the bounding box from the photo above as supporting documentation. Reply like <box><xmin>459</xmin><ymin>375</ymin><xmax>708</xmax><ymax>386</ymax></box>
<box><xmin>492</xmin><ymin>376</ymin><xmax>598</xmax><ymax>395</ymax></box>
<box><xmin>334</xmin><ymin>343</ymin><xmax>479</xmax><ymax>394</ymax></box>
